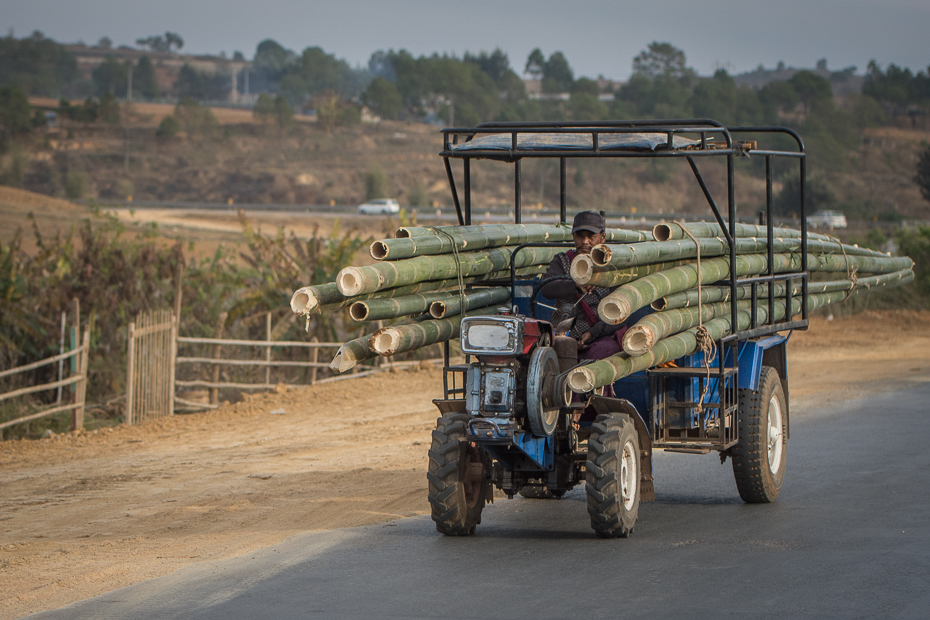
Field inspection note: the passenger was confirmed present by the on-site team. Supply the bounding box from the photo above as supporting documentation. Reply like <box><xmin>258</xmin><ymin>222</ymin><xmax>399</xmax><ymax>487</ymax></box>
<box><xmin>539</xmin><ymin>210</ymin><xmax>628</xmax><ymax>362</ymax></box>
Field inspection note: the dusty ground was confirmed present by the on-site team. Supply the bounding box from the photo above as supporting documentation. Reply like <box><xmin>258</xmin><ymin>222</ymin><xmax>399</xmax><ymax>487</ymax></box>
<box><xmin>2</xmin><ymin>310</ymin><xmax>929</xmax><ymax>619</ymax></box>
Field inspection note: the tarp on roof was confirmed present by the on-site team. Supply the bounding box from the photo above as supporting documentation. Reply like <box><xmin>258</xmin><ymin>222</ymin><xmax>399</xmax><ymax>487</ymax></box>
<box><xmin>449</xmin><ymin>132</ymin><xmax>700</xmax><ymax>153</ymax></box>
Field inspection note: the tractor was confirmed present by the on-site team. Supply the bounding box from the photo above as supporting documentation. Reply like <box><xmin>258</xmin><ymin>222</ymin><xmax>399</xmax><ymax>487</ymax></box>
<box><xmin>427</xmin><ymin>120</ymin><xmax>808</xmax><ymax>537</ymax></box>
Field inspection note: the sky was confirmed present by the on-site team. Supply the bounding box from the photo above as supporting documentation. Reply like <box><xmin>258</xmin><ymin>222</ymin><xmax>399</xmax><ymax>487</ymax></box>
<box><xmin>5</xmin><ymin>0</ymin><xmax>929</xmax><ymax>80</ymax></box>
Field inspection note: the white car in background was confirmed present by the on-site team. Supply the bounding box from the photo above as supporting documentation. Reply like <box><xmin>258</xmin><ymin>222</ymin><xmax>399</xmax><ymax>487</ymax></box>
<box><xmin>357</xmin><ymin>199</ymin><xmax>400</xmax><ymax>215</ymax></box>
<box><xmin>806</xmin><ymin>210</ymin><xmax>848</xmax><ymax>229</ymax></box>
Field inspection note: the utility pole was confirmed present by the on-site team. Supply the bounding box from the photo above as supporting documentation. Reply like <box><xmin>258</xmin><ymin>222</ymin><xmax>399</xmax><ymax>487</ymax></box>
<box><xmin>231</xmin><ymin>65</ymin><xmax>238</xmax><ymax>105</ymax></box>
<box><xmin>126</xmin><ymin>60</ymin><xmax>132</xmax><ymax>102</ymax></box>
<box><xmin>244</xmin><ymin>65</ymin><xmax>249</xmax><ymax>102</ymax></box>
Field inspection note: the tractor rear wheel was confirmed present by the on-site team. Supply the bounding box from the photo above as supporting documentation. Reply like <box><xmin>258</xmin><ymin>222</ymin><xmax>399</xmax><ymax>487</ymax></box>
<box><xmin>586</xmin><ymin>412</ymin><xmax>640</xmax><ymax>538</ymax></box>
<box><xmin>731</xmin><ymin>366</ymin><xmax>787</xmax><ymax>503</ymax></box>
<box><xmin>427</xmin><ymin>412</ymin><xmax>490</xmax><ymax>535</ymax></box>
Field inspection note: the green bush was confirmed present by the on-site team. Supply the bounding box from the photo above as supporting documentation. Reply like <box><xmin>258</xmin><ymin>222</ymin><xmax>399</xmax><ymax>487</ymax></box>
<box><xmin>365</xmin><ymin>163</ymin><xmax>388</xmax><ymax>200</ymax></box>
<box><xmin>156</xmin><ymin>114</ymin><xmax>180</xmax><ymax>137</ymax></box>
<box><xmin>64</xmin><ymin>170</ymin><xmax>86</xmax><ymax>199</ymax></box>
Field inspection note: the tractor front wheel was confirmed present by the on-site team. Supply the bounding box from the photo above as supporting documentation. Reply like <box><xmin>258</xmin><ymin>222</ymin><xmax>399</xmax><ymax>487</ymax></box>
<box><xmin>427</xmin><ymin>412</ymin><xmax>490</xmax><ymax>535</ymax></box>
<box><xmin>586</xmin><ymin>412</ymin><xmax>640</xmax><ymax>538</ymax></box>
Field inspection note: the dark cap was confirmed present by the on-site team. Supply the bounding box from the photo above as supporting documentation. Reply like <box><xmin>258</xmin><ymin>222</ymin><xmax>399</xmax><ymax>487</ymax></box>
<box><xmin>572</xmin><ymin>210</ymin><xmax>605</xmax><ymax>234</ymax></box>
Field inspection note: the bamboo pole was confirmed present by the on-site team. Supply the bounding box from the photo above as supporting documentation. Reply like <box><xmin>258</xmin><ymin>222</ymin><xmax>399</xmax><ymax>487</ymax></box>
<box><xmin>369</xmin><ymin>306</ymin><xmax>496</xmax><ymax>357</ymax></box>
<box><xmin>654</xmin><ymin>268</ymin><xmax>915</xmax><ymax>311</ymax></box>
<box><xmin>429</xmin><ymin>287</ymin><xmax>511</xmax><ymax>319</ymax></box>
<box><xmin>265</xmin><ymin>312</ymin><xmax>272</xmax><ymax>388</ymax></box>
<box><xmin>290</xmin><ymin>265</ymin><xmax>543</xmax><ymax>316</ymax></box>
<box><xmin>570</xmin><ymin>256</ymin><xmax>689</xmax><ymax>287</ymax></box>
<box><xmin>350</xmin><ymin>291</ymin><xmax>460</xmax><ymax>322</ymax></box>
<box><xmin>336</xmin><ymin>246</ymin><xmax>560</xmax><ymax>297</ymax></box>
<box><xmin>373</xmin><ymin>225</ymin><xmax>649</xmax><ymax>260</ymax></box>
<box><xmin>569</xmin><ymin>290</ymin><xmax>850</xmax><ymax>393</ymax></box>
<box><xmin>395</xmin><ymin>223</ymin><xmax>650</xmax><ymax>242</ymax></box>
<box><xmin>168</xmin><ymin>312</ymin><xmax>177</xmax><ymax>416</ymax></box>
<box><xmin>590</xmin><ymin>236</ymin><xmax>888</xmax><ymax>269</ymax></box>
<box><xmin>597</xmin><ymin>252</ymin><xmax>913</xmax><ymax>325</ymax></box>
<box><xmin>654</xmin><ymin>221</ymin><xmax>841</xmax><ymax>244</ymax></box>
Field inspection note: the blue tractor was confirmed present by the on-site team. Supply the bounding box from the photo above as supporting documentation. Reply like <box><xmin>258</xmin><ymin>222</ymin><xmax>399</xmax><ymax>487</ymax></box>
<box><xmin>427</xmin><ymin>121</ymin><xmax>809</xmax><ymax>537</ymax></box>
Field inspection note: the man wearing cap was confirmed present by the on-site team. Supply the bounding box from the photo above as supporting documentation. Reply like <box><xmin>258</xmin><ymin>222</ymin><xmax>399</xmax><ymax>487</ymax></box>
<box><xmin>539</xmin><ymin>210</ymin><xmax>627</xmax><ymax>361</ymax></box>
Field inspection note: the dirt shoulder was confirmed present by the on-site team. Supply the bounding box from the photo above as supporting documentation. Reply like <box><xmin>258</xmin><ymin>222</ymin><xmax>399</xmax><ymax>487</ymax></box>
<box><xmin>2</xmin><ymin>311</ymin><xmax>930</xmax><ymax>619</ymax></box>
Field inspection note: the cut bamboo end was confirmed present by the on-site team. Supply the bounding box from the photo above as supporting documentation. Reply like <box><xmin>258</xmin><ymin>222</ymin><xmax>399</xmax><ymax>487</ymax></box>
<box><xmin>349</xmin><ymin>302</ymin><xmax>369</xmax><ymax>322</ymax></box>
<box><xmin>652</xmin><ymin>223</ymin><xmax>674</xmax><ymax>242</ymax></box>
<box><xmin>622</xmin><ymin>326</ymin><xmax>654</xmax><ymax>357</ymax></box>
<box><xmin>329</xmin><ymin>346</ymin><xmax>356</xmax><ymax>372</ymax></box>
<box><xmin>598</xmin><ymin>298</ymin><xmax>629</xmax><ymax>325</ymax></box>
<box><xmin>651</xmin><ymin>298</ymin><xmax>668</xmax><ymax>311</ymax></box>
<box><xmin>429</xmin><ymin>301</ymin><xmax>447</xmax><ymax>319</ymax></box>
<box><xmin>290</xmin><ymin>288</ymin><xmax>317</xmax><ymax>314</ymax></box>
<box><xmin>395</xmin><ymin>227</ymin><xmax>412</xmax><ymax>238</ymax></box>
<box><xmin>590</xmin><ymin>245</ymin><xmax>611</xmax><ymax>266</ymax></box>
<box><xmin>370</xmin><ymin>241</ymin><xmax>390</xmax><ymax>260</ymax></box>
<box><xmin>337</xmin><ymin>267</ymin><xmax>363</xmax><ymax>296</ymax></box>
<box><xmin>570</xmin><ymin>255</ymin><xmax>595</xmax><ymax>284</ymax></box>
<box><xmin>371</xmin><ymin>329</ymin><xmax>401</xmax><ymax>356</ymax></box>
<box><xmin>567</xmin><ymin>367</ymin><xmax>596</xmax><ymax>393</ymax></box>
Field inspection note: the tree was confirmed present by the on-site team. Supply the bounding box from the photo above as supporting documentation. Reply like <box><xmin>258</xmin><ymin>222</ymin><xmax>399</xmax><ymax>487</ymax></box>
<box><xmin>789</xmin><ymin>70</ymin><xmax>833</xmax><ymax>115</ymax></box>
<box><xmin>632</xmin><ymin>42</ymin><xmax>690</xmax><ymax>80</ymax></box>
<box><xmin>252</xmin><ymin>93</ymin><xmax>275</xmax><ymax>121</ymax></box>
<box><xmin>0</xmin><ymin>35</ymin><xmax>83</xmax><ymax>97</ymax></box>
<box><xmin>156</xmin><ymin>114</ymin><xmax>180</xmax><ymax>138</ymax></box>
<box><xmin>91</xmin><ymin>56</ymin><xmax>127</xmax><ymax>97</ymax></box>
<box><xmin>96</xmin><ymin>37</ymin><xmax>112</xmax><ymax>49</ymax></box>
<box><xmin>0</xmin><ymin>86</ymin><xmax>34</xmax><ymax>143</ymax></box>
<box><xmin>98</xmin><ymin>91</ymin><xmax>120</xmax><ymax>124</ymax></box>
<box><xmin>133</xmin><ymin>55</ymin><xmax>159</xmax><ymax>99</ymax></box>
<box><xmin>361</xmin><ymin>76</ymin><xmax>402</xmax><ymax>119</ymax></box>
<box><xmin>272</xmin><ymin>95</ymin><xmax>294</xmax><ymax>128</ymax></box>
<box><xmin>542</xmin><ymin>51</ymin><xmax>573</xmax><ymax>93</ymax></box>
<box><xmin>916</xmin><ymin>143</ymin><xmax>930</xmax><ymax>205</ymax></box>
<box><xmin>173</xmin><ymin>98</ymin><xmax>217</xmax><ymax>137</ymax></box>
<box><xmin>465</xmin><ymin>48</ymin><xmax>511</xmax><ymax>84</ymax></box>
<box><xmin>136</xmin><ymin>32</ymin><xmax>183</xmax><ymax>53</ymax></box>
<box><xmin>525</xmin><ymin>48</ymin><xmax>545</xmax><ymax>79</ymax></box>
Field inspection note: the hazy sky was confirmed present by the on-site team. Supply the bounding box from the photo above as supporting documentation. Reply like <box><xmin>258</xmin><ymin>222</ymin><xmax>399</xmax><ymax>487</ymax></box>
<box><xmin>5</xmin><ymin>0</ymin><xmax>929</xmax><ymax>79</ymax></box>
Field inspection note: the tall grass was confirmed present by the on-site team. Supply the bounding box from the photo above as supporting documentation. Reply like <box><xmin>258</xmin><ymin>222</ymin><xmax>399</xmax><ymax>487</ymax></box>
<box><xmin>0</xmin><ymin>209</ymin><xmax>373</xmax><ymax>438</ymax></box>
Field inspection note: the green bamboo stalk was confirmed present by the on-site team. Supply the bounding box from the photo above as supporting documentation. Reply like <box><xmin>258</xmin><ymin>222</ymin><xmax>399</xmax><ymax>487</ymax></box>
<box><xmin>369</xmin><ymin>306</ymin><xmax>496</xmax><ymax>357</ymax></box>
<box><xmin>429</xmin><ymin>287</ymin><xmax>511</xmax><ymax>319</ymax></box>
<box><xmin>598</xmin><ymin>252</ymin><xmax>913</xmax><ymax>324</ymax></box>
<box><xmin>350</xmin><ymin>291</ymin><xmax>459</xmax><ymax>322</ymax></box>
<box><xmin>375</xmin><ymin>225</ymin><xmax>651</xmax><ymax>260</ymax></box>
<box><xmin>329</xmin><ymin>331</ymin><xmax>380</xmax><ymax>372</ymax></box>
<box><xmin>569</xmin><ymin>290</ymin><xmax>849</xmax><ymax>392</ymax></box>
<box><xmin>624</xmin><ymin>289</ymin><xmax>868</xmax><ymax>356</ymax></box>
<box><xmin>570</xmin><ymin>254</ymin><xmax>689</xmax><ymax>286</ymax></box>
<box><xmin>653</xmin><ymin>221</ymin><xmax>839</xmax><ymax>244</ymax></box>
<box><xmin>654</xmin><ymin>268</ymin><xmax>915</xmax><ymax>310</ymax></box>
<box><xmin>591</xmin><ymin>235</ymin><xmax>888</xmax><ymax>269</ymax></box>
<box><xmin>337</xmin><ymin>245</ymin><xmax>561</xmax><ymax>296</ymax></box>
<box><xmin>291</xmin><ymin>265</ymin><xmax>544</xmax><ymax>315</ymax></box>
<box><xmin>396</xmin><ymin>223</ymin><xmax>651</xmax><ymax>242</ymax></box>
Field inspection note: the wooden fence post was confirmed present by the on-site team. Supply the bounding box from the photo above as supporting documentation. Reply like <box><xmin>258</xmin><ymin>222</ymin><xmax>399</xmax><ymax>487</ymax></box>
<box><xmin>74</xmin><ymin>328</ymin><xmax>90</xmax><ymax>429</ymax></box>
<box><xmin>210</xmin><ymin>312</ymin><xmax>228</xmax><ymax>405</ymax></box>
<box><xmin>265</xmin><ymin>312</ymin><xmax>272</xmax><ymax>389</ymax></box>
<box><xmin>309</xmin><ymin>337</ymin><xmax>319</xmax><ymax>385</ymax></box>
<box><xmin>126</xmin><ymin>321</ymin><xmax>135</xmax><ymax>425</ymax></box>
<box><xmin>168</xmin><ymin>312</ymin><xmax>177</xmax><ymax>415</ymax></box>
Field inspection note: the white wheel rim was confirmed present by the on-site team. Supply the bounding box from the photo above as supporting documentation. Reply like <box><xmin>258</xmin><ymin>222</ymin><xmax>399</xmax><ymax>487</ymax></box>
<box><xmin>620</xmin><ymin>440</ymin><xmax>637</xmax><ymax>511</ymax></box>
<box><xmin>767</xmin><ymin>393</ymin><xmax>784</xmax><ymax>474</ymax></box>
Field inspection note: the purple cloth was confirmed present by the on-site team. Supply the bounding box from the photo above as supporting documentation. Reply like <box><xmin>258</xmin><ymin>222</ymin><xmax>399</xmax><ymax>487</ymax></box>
<box><xmin>579</xmin><ymin>336</ymin><xmax>622</xmax><ymax>361</ymax></box>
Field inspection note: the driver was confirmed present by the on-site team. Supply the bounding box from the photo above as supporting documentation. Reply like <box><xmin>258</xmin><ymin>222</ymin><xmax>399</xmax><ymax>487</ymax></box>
<box><xmin>539</xmin><ymin>210</ymin><xmax>627</xmax><ymax>361</ymax></box>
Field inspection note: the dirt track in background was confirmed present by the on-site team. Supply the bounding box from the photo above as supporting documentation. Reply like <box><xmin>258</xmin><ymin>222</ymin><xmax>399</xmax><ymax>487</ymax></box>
<box><xmin>2</xmin><ymin>311</ymin><xmax>930</xmax><ymax>619</ymax></box>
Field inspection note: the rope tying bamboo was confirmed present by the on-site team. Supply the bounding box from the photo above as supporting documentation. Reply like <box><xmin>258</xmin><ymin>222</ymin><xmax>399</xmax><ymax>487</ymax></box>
<box><xmin>428</xmin><ymin>226</ymin><xmax>468</xmax><ymax>315</ymax></box>
<box><xmin>674</xmin><ymin>220</ymin><xmax>716</xmax><ymax>414</ymax></box>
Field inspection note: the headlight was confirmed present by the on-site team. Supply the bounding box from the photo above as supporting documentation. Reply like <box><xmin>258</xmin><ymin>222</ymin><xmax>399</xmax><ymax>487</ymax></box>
<box><xmin>461</xmin><ymin>317</ymin><xmax>522</xmax><ymax>355</ymax></box>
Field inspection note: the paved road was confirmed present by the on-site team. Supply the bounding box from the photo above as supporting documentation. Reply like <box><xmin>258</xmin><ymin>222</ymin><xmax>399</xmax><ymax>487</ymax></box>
<box><xmin>31</xmin><ymin>383</ymin><xmax>930</xmax><ymax>620</ymax></box>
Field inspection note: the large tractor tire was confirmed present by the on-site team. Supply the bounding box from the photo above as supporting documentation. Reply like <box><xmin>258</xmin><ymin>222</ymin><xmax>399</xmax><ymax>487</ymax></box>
<box><xmin>731</xmin><ymin>366</ymin><xmax>787</xmax><ymax>503</ymax></box>
<box><xmin>586</xmin><ymin>412</ymin><xmax>640</xmax><ymax>538</ymax></box>
<box><xmin>427</xmin><ymin>412</ymin><xmax>491</xmax><ymax>535</ymax></box>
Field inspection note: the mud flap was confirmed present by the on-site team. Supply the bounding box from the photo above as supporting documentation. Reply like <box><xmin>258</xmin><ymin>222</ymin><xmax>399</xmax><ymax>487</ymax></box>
<box><xmin>590</xmin><ymin>395</ymin><xmax>655</xmax><ymax>502</ymax></box>
<box><xmin>433</xmin><ymin>399</ymin><xmax>467</xmax><ymax>415</ymax></box>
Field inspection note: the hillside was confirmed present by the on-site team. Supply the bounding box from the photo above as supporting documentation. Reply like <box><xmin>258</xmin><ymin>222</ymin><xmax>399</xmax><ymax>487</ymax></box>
<box><xmin>5</xmin><ymin>106</ymin><xmax>929</xmax><ymax>224</ymax></box>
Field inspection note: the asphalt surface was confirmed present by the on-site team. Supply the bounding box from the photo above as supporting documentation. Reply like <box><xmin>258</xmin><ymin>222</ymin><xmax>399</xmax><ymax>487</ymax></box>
<box><xmin>30</xmin><ymin>382</ymin><xmax>930</xmax><ymax>620</ymax></box>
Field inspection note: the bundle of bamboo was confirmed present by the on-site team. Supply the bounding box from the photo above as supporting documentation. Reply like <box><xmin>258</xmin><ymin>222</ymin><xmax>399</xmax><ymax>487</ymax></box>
<box><xmin>290</xmin><ymin>223</ymin><xmax>652</xmax><ymax>373</ymax></box>
<box><xmin>563</xmin><ymin>221</ymin><xmax>915</xmax><ymax>394</ymax></box>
